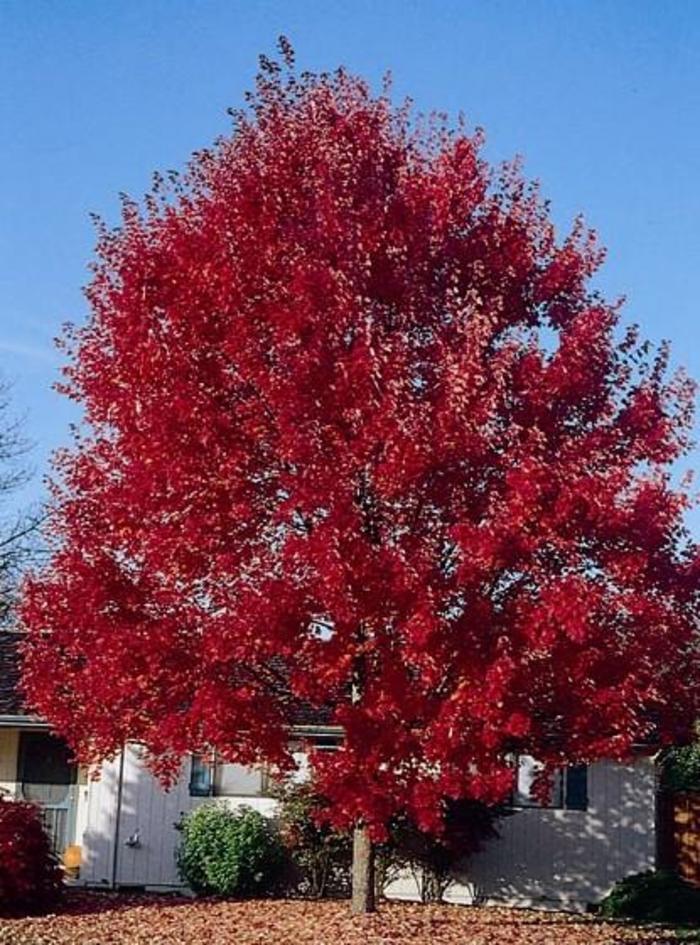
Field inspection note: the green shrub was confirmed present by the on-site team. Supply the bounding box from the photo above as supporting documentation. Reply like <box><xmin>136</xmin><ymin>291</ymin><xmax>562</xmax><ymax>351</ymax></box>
<box><xmin>176</xmin><ymin>804</ymin><xmax>283</xmax><ymax>897</ymax></box>
<box><xmin>661</xmin><ymin>744</ymin><xmax>700</xmax><ymax>793</ymax></box>
<box><xmin>599</xmin><ymin>870</ymin><xmax>700</xmax><ymax>924</ymax></box>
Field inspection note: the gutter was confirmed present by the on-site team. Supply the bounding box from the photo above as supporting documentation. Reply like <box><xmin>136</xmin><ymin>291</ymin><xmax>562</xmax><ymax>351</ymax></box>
<box><xmin>290</xmin><ymin>724</ymin><xmax>343</xmax><ymax>737</ymax></box>
<box><xmin>0</xmin><ymin>714</ymin><xmax>48</xmax><ymax>729</ymax></box>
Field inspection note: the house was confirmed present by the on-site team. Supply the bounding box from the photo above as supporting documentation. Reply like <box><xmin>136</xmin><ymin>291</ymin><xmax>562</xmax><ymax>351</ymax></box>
<box><xmin>0</xmin><ymin>630</ymin><xmax>657</xmax><ymax>910</ymax></box>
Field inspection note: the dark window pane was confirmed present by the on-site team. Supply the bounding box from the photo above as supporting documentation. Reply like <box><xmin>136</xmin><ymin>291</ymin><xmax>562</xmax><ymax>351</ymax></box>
<box><xmin>565</xmin><ymin>765</ymin><xmax>588</xmax><ymax>810</ymax></box>
<box><xmin>312</xmin><ymin>735</ymin><xmax>342</xmax><ymax>752</ymax></box>
<box><xmin>549</xmin><ymin>768</ymin><xmax>565</xmax><ymax>808</ymax></box>
<box><xmin>189</xmin><ymin>754</ymin><xmax>212</xmax><ymax>797</ymax></box>
<box><xmin>19</xmin><ymin>733</ymin><xmax>75</xmax><ymax>804</ymax></box>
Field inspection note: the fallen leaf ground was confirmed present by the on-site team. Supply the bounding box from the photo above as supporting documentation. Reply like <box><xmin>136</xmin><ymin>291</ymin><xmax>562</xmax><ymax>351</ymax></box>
<box><xmin>0</xmin><ymin>893</ymin><xmax>697</xmax><ymax>945</ymax></box>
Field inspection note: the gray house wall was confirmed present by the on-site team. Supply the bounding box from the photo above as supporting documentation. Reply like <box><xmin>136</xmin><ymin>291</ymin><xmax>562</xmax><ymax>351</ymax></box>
<box><xmin>81</xmin><ymin>745</ymin><xmax>656</xmax><ymax>910</ymax></box>
<box><xmin>385</xmin><ymin>757</ymin><xmax>656</xmax><ymax>910</ymax></box>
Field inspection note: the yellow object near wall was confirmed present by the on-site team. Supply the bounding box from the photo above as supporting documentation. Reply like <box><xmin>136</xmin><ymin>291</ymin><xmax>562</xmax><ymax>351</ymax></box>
<box><xmin>63</xmin><ymin>845</ymin><xmax>82</xmax><ymax>870</ymax></box>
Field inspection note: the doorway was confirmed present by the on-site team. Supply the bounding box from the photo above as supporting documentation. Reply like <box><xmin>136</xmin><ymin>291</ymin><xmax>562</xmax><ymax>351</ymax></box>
<box><xmin>17</xmin><ymin>731</ymin><xmax>78</xmax><ymax>856</ymax></box>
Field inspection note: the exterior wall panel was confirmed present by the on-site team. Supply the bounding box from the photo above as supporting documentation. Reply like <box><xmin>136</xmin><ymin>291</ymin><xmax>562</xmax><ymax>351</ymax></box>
<box><xmin>384</xmin><ymin>758</ymin><xmax>657</xmax><ymax>910</ymax></box>
<box><xmin>82</xmin><ymin>744</ymin><xmax>276</xmax><ymax>889</ymax></box>
<box><xmin>80</xmin><ymin>746</ymin><xmax>656</xmax><ymax>909</ymax></box>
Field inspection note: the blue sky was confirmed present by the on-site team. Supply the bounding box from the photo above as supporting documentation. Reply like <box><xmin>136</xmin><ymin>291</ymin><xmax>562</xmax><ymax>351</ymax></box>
<box><xmin>1</xmin><ymin>0</ymin><xmax>699</xmax><ymax>531</ymax></box>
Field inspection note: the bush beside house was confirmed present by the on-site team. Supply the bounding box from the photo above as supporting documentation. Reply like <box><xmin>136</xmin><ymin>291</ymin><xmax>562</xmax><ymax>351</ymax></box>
<box><xmin>177</xmin><ymin>783</ymin><xmax>502</xmax><ymax>905</ymax></box>
<box><xmin>382</xmin><ymin>800</ymin><xmax>503</xmax><ymax>903</ymax></box>
<box><xmin>599</xmin><ymin>870</ymin><xmax>700</xmax><ymax>924</ymax></box>
<box><xmin>274</xmin><ymin>780</ymin><xmax>352</xmax><ymax>899</ymax></box>
<box><xmin>660</xmin><ymin>744</ymin><xmax>700</xmax><ymax>793</ymax></box>
<box><xmin>0</xmin><ymin>795</ymin><xmax>63</xmax><ymax>915</ymax></box>
<box><xmin>273</xmin><ymin>780</ymin><xmax>503</xmax><ymax>903</ymax></box>
<box><xmin>176</xmin><ymin>805</ymin><xmax>284</xmax><ymax>898</ymax></box>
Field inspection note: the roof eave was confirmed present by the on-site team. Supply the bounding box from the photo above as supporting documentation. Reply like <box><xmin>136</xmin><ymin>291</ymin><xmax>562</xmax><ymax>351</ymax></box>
<box><xmin>0</xmin><ymin>714</ymin><xmax>48</xmax><ymax>729</ymax></box>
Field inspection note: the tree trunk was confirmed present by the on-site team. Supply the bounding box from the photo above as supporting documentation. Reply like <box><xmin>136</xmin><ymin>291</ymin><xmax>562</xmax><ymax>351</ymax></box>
<box><xmin>350</xmin><ymin>636</ymin><xmax>375</xmax><ymax>914</ymax></box>
<box><xmin>351</xmin><ymin>824</ymin><xmax>376</xmax><ymax>914</ymax></box>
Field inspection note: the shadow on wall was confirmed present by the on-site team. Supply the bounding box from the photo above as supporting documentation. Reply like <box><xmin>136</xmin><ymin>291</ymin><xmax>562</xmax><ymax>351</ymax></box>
<box><xmin>450</xmin><ymin>758</ymin><xmax>657</xmax><ymax>910</ymax></box>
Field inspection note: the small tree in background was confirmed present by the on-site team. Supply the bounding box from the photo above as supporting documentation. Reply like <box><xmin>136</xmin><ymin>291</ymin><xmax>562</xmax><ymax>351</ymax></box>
<box><xmin>384</xmin><ymin>799</ymin><xmax>502</xmax><ymax>903</ymax></box>
<box><xmin>274</xmin><ymin>779</ymin><xmax>352</xmax><ymax>898</ymax></box>
<box><xmin>660</xmin><ymin>740</ymin><xmax>700</xmax><ymax>793</ymax></box>
<box><xmin>0</xmin><ymin>378</ymin><xmax>42</xmax><ymax>622</ymax></box>
<box><xmin>22</xmin><ymin>39</ymin><xmax>700</xmax><ymax>914</ymax></box>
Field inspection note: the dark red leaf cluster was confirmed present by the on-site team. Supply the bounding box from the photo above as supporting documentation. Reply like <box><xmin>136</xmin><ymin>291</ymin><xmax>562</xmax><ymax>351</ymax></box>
<box><xmin>0</xmin><ymin>797</ymin><xmax>63</xmax><ymax>915</ymax></box>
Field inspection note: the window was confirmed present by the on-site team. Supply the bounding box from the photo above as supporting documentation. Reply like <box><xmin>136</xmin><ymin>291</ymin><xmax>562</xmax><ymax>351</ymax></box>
<box><xmin>511</xmin><ymin>755</ymin><xmax>588</xmax><ymax>811</ymax></box>
<box><xmin>189</xmin><ymin>754</ymin><xmax>213</xmax><ymax>797</ymax></box>
<box><xmin>562</xmin><ymin>764</ymin><xmax>588</xmax><ymax>811</ymax></box>
<box><xmin>188</xmin><ymin>755</ymin><xmax>267</xmax><ymax>797</ymax></box>
<box><xmin>310</xmin><ymin>734</ymin><xmax>342</xmax><ymax>752</ymax></box>
<box><xmin>18</xmin><ymin>732</ymin><xmax>76</xmax><ymax>804</ymax></box>
<box><xmin>18</xmin><ymin>732</ymin><xmax>78</xmax><ymax>855</ymax></box>
<box><xmin>215</xmin><ymin>762</ymin><xmax>266</xmax><ymax>796</ymax></box>
<box><xmin>288</xmin><ymin>733</ymin><xmax>343</xmax><ymax>754</ymax></box>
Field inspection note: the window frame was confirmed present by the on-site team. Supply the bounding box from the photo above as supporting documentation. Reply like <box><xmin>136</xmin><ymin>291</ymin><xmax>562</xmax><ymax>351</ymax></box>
<box><xmin>188</xmin><ymin>731</ymin><xmax>343</xmax><ymax>798</ymax></box>
<box><xmin>188</xmin><ymin>753</ymin><xmax>270</xmax><ymax>798</ymax></box>
<box><xmin>188</xmin><ymin>753</ymin><xmax>214</xmax><ymax>798</ymax></box>
<box><xmin>509</xmin><ymin>755</ymin><xmax>588</xmax><ymax>812</ymax></box>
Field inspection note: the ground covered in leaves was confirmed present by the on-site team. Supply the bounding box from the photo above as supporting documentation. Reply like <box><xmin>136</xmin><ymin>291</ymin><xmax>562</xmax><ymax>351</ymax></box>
<box><xmin>0</xmin><ymin>893</ymin><xmax>697</xmax><ymax>945</ymax></box>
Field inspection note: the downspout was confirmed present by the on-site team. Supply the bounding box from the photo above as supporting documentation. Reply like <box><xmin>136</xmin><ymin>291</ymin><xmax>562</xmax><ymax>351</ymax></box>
<box><xmin>110</xmin><ymin>746</ymin><xmax>126</xmax><ymax>889</ymax></box>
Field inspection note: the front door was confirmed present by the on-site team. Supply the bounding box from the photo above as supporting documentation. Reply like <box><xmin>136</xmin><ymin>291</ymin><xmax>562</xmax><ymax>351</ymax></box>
<box><xmin>18</xmin><ymin>731</ymin><xmax>78</xmax><ymax>857</ymax></box>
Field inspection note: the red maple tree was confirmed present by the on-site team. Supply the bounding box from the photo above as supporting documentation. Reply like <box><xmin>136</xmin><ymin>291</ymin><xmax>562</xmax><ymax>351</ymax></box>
<box><xmin>21</xmin><ymin>43</ymin><xmax>700</xmax><ymax>912</ymax></box>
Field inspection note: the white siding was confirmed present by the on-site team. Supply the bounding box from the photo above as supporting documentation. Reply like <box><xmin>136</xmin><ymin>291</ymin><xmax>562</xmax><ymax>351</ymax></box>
<box><xmin>82</xmin><ymin>744</ymin><xmax>276</xmax><ymax>889</ymax></box>
<box><xmin>80</xmin><ymin>747</ymin><xmax>657</xmax><ymax>909</ymax></box>
<box><xmin>384</xmin><ymin>758</ymin><xmax>657</xmax><ymax>910</ymax></box>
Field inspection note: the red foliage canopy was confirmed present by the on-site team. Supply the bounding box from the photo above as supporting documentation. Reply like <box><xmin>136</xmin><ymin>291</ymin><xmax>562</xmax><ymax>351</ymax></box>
<box><xmin>21</xmin><ymin>46</ymin><xmax>700</xmax><ymax>836</ymax></box>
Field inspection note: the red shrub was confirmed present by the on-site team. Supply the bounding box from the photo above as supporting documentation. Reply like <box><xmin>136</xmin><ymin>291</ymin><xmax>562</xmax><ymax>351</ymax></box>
<box><xmin>0</xmin><ymin>796</ymin><xmax>63</xmax><ymax>914</ymax></box>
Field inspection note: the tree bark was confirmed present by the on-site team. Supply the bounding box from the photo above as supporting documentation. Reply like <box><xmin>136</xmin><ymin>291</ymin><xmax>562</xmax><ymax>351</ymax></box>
<box><xmin>351</xmin><ymin>823</ymin><xmax>376</xmax><ymax>914</ymax></box>
<box><xmin>350</xmin><ymin>627</ymin><xmax>375</xmax><ymax>914</ymax></box>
